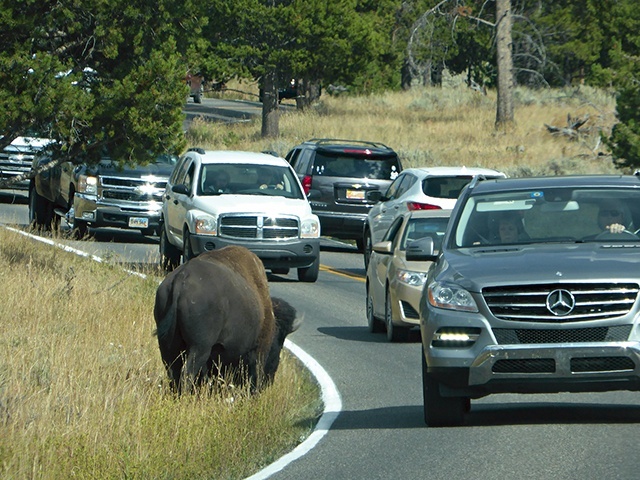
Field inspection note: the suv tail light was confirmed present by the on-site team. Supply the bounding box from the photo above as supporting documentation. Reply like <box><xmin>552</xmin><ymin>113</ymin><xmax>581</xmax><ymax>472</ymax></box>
<box><xmin>407</xmin><ymin>202</ymin><xmax>442</xmax><ymax>211</ymax></box>
<box><xmin>301</xmin><ymin>175</ymin><xmax>312</xmax><ymax>195</ymax></box>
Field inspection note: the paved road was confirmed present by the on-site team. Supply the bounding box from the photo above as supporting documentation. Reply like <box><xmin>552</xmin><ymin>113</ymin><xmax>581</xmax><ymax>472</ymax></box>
<box><xmin>2</xmin><ymin>195</ymin><xmax>640</xmax><ymax>480</ymax></box>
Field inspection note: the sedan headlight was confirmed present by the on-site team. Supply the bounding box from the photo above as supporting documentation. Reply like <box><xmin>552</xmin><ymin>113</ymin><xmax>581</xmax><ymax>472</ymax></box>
<box><xmin>300</xmin><ymin>218</ymin><xmax>320</xmax><ymax>238</ymax></box>
<box><xmin>194</xmin><ymin>214</ymin><xmax>218</xmax><ymax>235</ymax></box>
<box><xmin>396</xmin><ymin>269</ymin><xmax>428</xmax><ymax>287</ymax></box>
<box><xmin>427</xmin><ymin>282</ymin><xmax>478</xmax><ymax>312</ymax></box>
<box><xmin>77</xmin><ymin>175</ymin><xmax>98</xmax><ymax>195</ymax></box>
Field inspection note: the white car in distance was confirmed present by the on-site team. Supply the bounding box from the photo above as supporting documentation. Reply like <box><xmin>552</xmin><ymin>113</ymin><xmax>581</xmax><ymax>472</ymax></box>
<box><xmin>363</xmin><ymin>166</ymin><xmax>506</xmax><ymax>268</ymax></box>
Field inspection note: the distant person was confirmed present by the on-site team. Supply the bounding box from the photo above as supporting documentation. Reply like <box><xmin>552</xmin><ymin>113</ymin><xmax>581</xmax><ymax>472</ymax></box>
<box><xmin>257</xmin><ymin>168</ymin><xmax>284</xmax><ymax>190</ymax></box>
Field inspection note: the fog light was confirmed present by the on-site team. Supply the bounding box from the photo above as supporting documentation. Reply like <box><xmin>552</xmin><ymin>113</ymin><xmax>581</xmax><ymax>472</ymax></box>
<box><xmin>81</xmin><ymin>211</ymin><xmax>95</xmax><ymax>220</ymax></box>
<box><xmin>432</xmin><ymin>327</ymin><xmax>481</xmax><ymax>347</ymax></box>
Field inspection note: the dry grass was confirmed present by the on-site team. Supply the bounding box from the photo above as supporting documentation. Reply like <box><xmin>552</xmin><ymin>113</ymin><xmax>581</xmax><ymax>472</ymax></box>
<box><xmin>193</xmin><ymin>76</ymin><xmax>621</xmax><ymax>177</ymax></box>
<box><xmin>0</xmin><ymin>228</ymin><xmax>321</xmax><ymax>479</ymax></box>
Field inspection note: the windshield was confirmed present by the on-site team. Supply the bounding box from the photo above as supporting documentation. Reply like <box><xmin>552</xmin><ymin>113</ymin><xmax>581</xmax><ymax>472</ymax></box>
<box><xmin>198</xmin><ymin>164</ymin><xmax>304</xmax><ymax>199</ymax></box>
<box><xmin>453</xmin><ymin>187</ymin><xmax>640</xmax><ymax>247</ymax></box>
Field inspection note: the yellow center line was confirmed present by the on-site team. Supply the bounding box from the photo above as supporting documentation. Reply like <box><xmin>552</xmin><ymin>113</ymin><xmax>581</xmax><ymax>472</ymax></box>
<box><xmin>319</xmin><ymin>264</ymin><xmax>366</xmax><ymax>282</ymax></box>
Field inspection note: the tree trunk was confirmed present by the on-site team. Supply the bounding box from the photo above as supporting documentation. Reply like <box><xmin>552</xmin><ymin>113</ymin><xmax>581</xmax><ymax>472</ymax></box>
<box><xmin>261</xmin><ymin>70</ymin><xmax>280</xmax><ymax>138</ymax></box>
<box><xmin>495</xmin><ymin>0</ymin><xmax>514</xmax><ymax>129</ymax></box>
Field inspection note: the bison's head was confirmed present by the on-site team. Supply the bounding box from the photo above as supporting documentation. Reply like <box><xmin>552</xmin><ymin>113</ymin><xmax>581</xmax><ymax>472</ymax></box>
<box><xmin>263</xmin><ymin>297</ymin><xmax>301</xmax><ymax>382</ymax></box>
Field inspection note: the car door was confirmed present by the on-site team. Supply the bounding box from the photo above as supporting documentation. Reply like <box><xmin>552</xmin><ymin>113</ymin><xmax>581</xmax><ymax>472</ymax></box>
<box><xmin>369</xmin><ymin>216</ymin><xmax>405</xmax><ymax>319</ymax></box>
<box><xmin>164</xmin><ymin>156</ymin><xmax>196</xmax><ymax>247</ymax></box>
<box><xmin>369</xmin><ymin>173</ymin><xmax>415</xmax><ymax>244</ymax></box>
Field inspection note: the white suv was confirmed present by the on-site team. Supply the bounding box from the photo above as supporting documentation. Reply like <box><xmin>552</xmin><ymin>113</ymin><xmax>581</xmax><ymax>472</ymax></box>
<box><xmin>160</xmin><ymin>149</ymin><xmax>321</xmax><ymax>282</ymax></box>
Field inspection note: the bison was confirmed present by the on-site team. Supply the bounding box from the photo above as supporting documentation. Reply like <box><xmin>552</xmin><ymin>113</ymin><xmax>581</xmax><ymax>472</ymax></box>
<box><xmin>153</xmin><ymin>245</ymin><xmax>300</xmax><ymax>392</ymax></box>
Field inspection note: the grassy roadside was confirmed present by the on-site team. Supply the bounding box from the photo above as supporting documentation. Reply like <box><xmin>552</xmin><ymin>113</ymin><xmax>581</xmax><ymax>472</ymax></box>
<box><xmin>0</xmin><ymin>228</ymin><xmax>322</xmax><ymax>479</ymax></box>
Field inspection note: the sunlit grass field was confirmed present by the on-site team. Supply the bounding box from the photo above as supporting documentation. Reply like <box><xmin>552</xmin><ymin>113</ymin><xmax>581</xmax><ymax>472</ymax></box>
<box><xmin>196</xmin><ymin>76</ymin><xmax>621</xmax><ymax>178</ymax></box>
<box><xmin>0</xmin><ymin>228</ymin><xmax>321</xmax><ymax>479</ymax></box>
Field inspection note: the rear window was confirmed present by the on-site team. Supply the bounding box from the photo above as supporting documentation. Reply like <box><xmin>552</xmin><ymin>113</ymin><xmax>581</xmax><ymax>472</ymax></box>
<box><xmin>312</xmin><ymin>152</ymin><xmax>400</xmax><ymax>180</ymax></box>
<box><xmin>422</xmin><ymin>176</ymin><xmax>476</xmax><ymax>199</ymax></box>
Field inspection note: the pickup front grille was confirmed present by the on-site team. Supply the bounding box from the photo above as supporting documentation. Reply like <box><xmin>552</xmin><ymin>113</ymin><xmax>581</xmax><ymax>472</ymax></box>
<box><xmin>483</xmin><ymin>283</ymin><xmax>639</xmax><ymax>323</ymax></box>
<box><xmin>219</xmin><ymin>214</ymin><xmax>299</xmax><ymax>240</ymax></box>
<box><xmin>99</xmin><ymin>175</ymin><xmax>167</xmax><ymax>203</ymax></box>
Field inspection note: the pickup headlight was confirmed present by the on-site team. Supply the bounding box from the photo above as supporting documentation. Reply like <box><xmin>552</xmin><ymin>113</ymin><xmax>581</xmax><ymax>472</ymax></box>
<box><xmin>427</xmin><ymin>282</ymin><xmax>478</xmax><ymax>312</ymax></box>
<box><xmin>194</xmin><ymin>214</ymin><xmax>218</xmax><ymax>235</ymax></box>
<box><xmin>396</xmin><ymin>269</ymin><xmax>428</xmax><ymax>287</ymax></box>
<box><xmin>78</xmin><ymin>175</ymin><xmax>98</xmax><ymax>195</ymax></box>
<box><xmin>300</xmin><ymin>218</ymin><xmax>320</xmax><ymax>238</ymax></box>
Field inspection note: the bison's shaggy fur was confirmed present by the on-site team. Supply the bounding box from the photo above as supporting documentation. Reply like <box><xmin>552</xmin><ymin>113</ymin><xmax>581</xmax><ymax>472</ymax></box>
<box><xmin>153</xmin><ymin>245</ymin><xmax>300</xmax><ymax>393</ymax></box>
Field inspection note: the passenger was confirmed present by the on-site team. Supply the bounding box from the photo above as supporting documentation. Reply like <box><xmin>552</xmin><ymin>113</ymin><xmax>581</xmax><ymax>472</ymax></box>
<box><xmin>257</xmin><ymin>168</ymin><xmax>284</xmax><ymax>190</ymax></box>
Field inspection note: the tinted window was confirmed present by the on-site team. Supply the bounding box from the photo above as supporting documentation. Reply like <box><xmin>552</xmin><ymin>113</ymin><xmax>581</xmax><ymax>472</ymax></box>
<box><xmin>423</xmin><ymin>176</ymin><xmax>475</xmax><ymax>199</ymax></box>
<box><xmin>313</xmin><ymin>152</ymin><xmax>400</xmax><ymax>180</ymax></box>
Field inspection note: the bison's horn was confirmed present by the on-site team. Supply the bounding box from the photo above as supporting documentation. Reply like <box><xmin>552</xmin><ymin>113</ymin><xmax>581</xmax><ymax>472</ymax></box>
<box><xmin>292</xmin><ymin>314</ymin><xmax>303</xmax><ymax>332</ymax></box>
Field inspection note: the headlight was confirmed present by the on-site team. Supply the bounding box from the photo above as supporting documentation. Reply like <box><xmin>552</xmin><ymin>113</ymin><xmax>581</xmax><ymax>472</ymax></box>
<box><xmin>78</xmin><ymin>175</ymin><xmax>98</xmax><ymax>195</ymax></box>
<box><xmin>194</xmin><ymin>214</ymin><xmax>217</xmax><ymax>235</ymax></box>
<box><xmin>300</xmin><ymin>218</ymin><xmax>320</xmax><ymax>238</ymax></box>
<box><xmin>427</xmin><ymin>282</ymin><xmax>478</xmax><ymax>312</ymax></box>
<box><xmin>396</xmin><ymin>269</ymin><xmax>427</xmax><ymax>287</ymax></box>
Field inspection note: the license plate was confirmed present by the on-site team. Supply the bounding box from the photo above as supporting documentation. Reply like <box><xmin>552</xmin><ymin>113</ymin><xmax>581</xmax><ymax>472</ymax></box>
<box><xmin>346</xmin><ymin>189</ymin><xmax>365</xmax><ymax>200</ymax></box>
<box><xmin>128</xmin><ymin>217</ymin><xmax>149</xmax><ymax>228</ymax></box>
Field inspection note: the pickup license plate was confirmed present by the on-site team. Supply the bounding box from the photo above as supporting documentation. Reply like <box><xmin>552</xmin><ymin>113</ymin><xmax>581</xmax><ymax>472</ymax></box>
<box><xmin>128</xmin><ymin>217</ymin><xmax>149</xmax><ymax>228</ymax></box>
<box><xmin>346</xmin><ymin>189</ymin><xmax>365</xmax><ymax>200</ymax></box>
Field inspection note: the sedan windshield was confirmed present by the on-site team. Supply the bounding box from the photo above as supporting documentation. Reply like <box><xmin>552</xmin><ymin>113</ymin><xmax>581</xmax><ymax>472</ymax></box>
<box><xmin>453</xmin><ymin>187</ymin><xmax>640</xmax><ymax>247</ymax></box>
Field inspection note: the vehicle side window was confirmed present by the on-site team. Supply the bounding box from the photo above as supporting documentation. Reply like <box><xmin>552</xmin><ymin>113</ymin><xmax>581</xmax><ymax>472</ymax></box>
<box><xmin>395</xmin><ymin>174</ymin><xmax>416</xmax><ymax>197</ymax></box>
<box><xmin>170</xmin><ymin>156</ymin><xmax>189</xmax><ymax>184</ymax></box>
<box><xmin>385</xmin><ymin>174</ymin><xmax>407</xmax><ymax>200</ymax></box>
<box><xmin>183</xmin><ymin>163</ymin><xmax>195</xmax><ymax>191</ymax></box>
<box><xmin>295</xmin><ymin>149</ymin><xmax>313</xmax><ymax>174</ymax></box>
<box><xmin>383</xmin><ymin>217</ymin><xmax>404</xmax><ymax>244</ymax></box>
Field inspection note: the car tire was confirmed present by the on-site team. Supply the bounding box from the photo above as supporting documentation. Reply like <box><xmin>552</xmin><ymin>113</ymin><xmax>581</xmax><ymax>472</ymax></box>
<box><xmin>160</xmin><ymin>226</ymin><xmax>181</xmax><ymax>272</ymax></box>
<box><xmin>366</xmin><ymin>285</ymin><xmax>384</xmax><ymax>333</ymax></box>
<box><xmin>183</xmin><ymin>229</ymin><xmax>196</xmax><ymax>262</ymax></box>
<box><xmin>297</xmin><ymin>255</ymin><xmax>319</xmax><ymax>283</ymax></box>
<box><xmin>385</xmin><ymin>285</ymin><xmax>408</xmax><ymax>342</ymax></box>
<box><xmin>28</xmin><ymin>187</ymin><xmax>54</xmax><ymax>231</ymax></box>
<box><xmin>422</xmin><ymin>347</ymin><xmax>466</xmax><ymax>427</ymax></box>
<box><xmin>363</xmin><ymin>228</ymin><xmax>372</xmax><ymax>270</ymax></box>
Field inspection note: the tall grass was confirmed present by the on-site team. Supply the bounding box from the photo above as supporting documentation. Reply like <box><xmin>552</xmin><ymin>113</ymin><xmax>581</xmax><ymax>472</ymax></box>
<box><xmin>192</xmin><ymin>78</ymin><xmax>620</xmax><ymax>178</ymax></box>
<box><xmin>0</xmin><ymin>228</ymin><xmax>321</xmax><ymax>479</ymax></box>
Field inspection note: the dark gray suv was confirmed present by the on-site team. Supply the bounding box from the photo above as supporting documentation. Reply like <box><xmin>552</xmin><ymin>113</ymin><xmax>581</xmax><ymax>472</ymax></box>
<box><xmin>415</xmin><ymin>174</ymin><xmax>640</xmax><ymax>427</ymax></box>
<box><xmin>285</xmin><ymin>138</ymin><xmax>402</xmax><ymax>250</ymax></box>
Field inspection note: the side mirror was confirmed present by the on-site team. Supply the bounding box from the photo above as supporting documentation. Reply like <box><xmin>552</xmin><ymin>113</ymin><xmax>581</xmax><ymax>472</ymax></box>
<box><xmin>372</xmin><ymin>240</ymin><xmax>393</xmax><ymax>254</ymax></box>
<box><xmin>406</xmin><ymin>236</ymin><xmax>438</xmax><ymax>262</ymax></box>
<box><xmin>171</xmin><ymin>184</ymin><xmax>189</xmax><ymax>195</ymax></box>
<box><xmin>366</xmin><ymin>190</ymin><xmax>383</xmax><ymax>203</ymax></box>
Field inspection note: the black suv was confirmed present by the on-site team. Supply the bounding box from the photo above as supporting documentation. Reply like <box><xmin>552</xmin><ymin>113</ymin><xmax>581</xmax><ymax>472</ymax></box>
<box><xmin>285</xmin><ymin>138</ymin><xmax>402</xmax><ymax>249</ymax></box>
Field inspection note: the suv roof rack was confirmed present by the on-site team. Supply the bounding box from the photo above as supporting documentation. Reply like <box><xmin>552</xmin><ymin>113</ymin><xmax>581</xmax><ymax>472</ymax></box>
<box><xmin>187</xmin><ymin>147</ymin><xmax>206</xmax><ymax>155</ymax></box>
<box><xmin>305</xmin><ymin>138</ymin><xmax>390</xmax><ymax>150</ymax></box>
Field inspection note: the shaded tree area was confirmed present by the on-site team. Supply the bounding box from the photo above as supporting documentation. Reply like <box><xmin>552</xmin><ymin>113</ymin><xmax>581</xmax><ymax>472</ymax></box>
<box><xmin>0</xmin><ymin>0</ymin><xmax>203</xmax><ymax>179</ymax></box>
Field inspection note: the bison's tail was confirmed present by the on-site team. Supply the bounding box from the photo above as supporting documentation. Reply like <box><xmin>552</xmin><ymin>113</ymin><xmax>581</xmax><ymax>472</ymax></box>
<box><xmin>271</xmin><ymin>297</ymin><xmax>300</xmax><ymax>332</ymax></box>
<box><xmin>154</xmin><ymin>280</ymin><xmax>179</xmax><ymax>341</ymax></box>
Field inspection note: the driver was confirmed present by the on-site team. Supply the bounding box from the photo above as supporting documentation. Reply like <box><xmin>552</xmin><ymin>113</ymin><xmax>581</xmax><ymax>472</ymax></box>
<box><xmin>597</xmin><ymin>201</ymin><xmax>630</xmax><ymax>234</ymax></box>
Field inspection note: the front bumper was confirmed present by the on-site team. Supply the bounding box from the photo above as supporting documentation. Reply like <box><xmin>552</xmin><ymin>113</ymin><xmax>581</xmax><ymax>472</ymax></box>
<box><xmin>421</xmin><ymin>307</ymin><xmax>640</xmax><ymax>397</ymax></box>
<box><xmin>189</xmin><ymin>234</ymin><xmax>320</xmax><ymax>269</ymax></box>
<box><xmin>74</xmin><ymin>194</ymin><xmax>162</xmax><ymax>231</ymax></box>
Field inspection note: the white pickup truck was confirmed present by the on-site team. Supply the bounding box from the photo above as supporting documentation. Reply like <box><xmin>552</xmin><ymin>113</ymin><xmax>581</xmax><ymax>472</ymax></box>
<box><xmin>160</xmin><ymin>149</ymin><xmax>321</xmax><ymax>282</ymax></box>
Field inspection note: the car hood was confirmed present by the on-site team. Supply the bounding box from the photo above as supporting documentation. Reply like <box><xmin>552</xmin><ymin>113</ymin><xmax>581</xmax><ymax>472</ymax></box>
<box><xmin>5</xmin><ymin>136</ymin><xmax>53</xmax><ymax>152</ymax></box>
<box><xmin>194</xmin><ymin>195</ymin><xmax>314</xmax><ymax>218</ymax></box>
<box><xmin>439</xmin><ymin>243</ymin><xmax>640</xmax><ymax>292</ymax></box>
